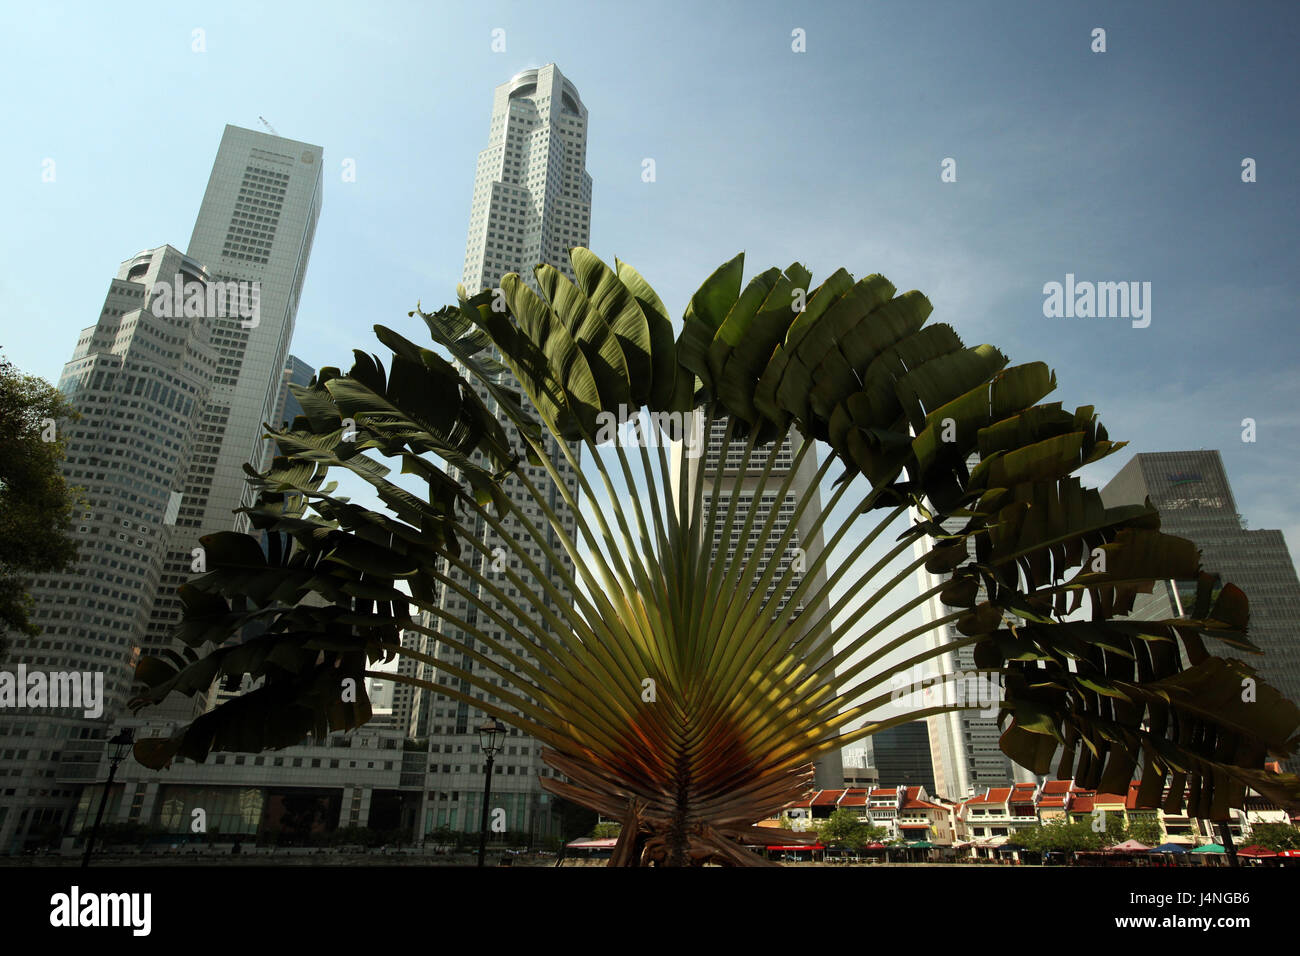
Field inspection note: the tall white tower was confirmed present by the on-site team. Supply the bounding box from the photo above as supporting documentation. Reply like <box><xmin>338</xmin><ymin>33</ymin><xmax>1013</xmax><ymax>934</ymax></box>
<box><xmin>142</xmin><ymin>127</ymin><xmax>323</xmax><ymax>715</ymax></box>
<box><xmin>420</xmin><ymin>65</ymin><xmax>590</xmax><ymax>842</ymax></box>
<box><xmin>0</xmin><ymin>245</ymin><xmax>218</xmax><ymax>852</ymax></box>
<box><xmin>911</xmin><ymin>487</ymin><xmax>1034</xmax><ymax>798</ymax></box>
<box><xmin>461</xmin><ymin>65</ymin><xmax>591</xmax><ymax>294</ymax></box>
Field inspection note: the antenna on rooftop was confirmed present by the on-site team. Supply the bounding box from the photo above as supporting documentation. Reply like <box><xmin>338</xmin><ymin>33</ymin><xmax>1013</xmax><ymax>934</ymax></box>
<box><xmin>258</xmin><ymin>115</ymin><xmax>279</xmax><ymax>136</ymax></box>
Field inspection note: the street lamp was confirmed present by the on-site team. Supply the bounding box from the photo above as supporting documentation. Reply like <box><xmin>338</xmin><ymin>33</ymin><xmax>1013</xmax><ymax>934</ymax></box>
<box><xmin>81</xmin><ymin>727</ymin><xmax>134</xmax><ymax>868</ymax></box>
<box><xmin>476</xmin><ymin>718</ymin><xmax>506</xmax><ymax>867</ymax></box>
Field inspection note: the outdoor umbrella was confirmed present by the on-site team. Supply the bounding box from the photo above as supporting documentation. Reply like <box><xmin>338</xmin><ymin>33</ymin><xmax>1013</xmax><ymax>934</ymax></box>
<box><xmin>1236</xmin><ymin>845</ymin><xmax>1277</xmax><ymax>858</ymax></box>
<box><xmin>1150</xmin><ymin>843</ymin><xmax>1188</xmax><ymax>853</ymax></box>
<box><xmin>1190</xmin><ymin>843</ymin><xmax>1225</xmax><ymax>854</ymax></box>
<box><xmin>1109</xmin><ymin>839</ymin><xmax>1152</xmax><ymax>852</ymax></box>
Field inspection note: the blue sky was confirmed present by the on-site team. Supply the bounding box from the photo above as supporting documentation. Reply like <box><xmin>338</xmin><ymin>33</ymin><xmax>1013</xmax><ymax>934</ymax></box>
<box><xmin>3</xmin><ymin>1</ymin><xmax>1298</xmax><ymax>729</ymax></box>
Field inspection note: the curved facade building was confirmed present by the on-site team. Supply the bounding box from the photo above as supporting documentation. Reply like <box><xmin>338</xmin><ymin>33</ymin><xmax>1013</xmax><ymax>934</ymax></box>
<box><xmin>419</xmin><ymin>64</ymin><xmax>591</xmax><ymax>841</ymax></box>
<box><xmin>0</xmin><ymin>245</ymin><xmax>219</xmax><ymax>852</ymax></box>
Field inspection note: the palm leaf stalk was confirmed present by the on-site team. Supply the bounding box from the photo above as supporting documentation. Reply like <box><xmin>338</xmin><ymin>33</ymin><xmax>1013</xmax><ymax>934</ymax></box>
<box><xmin>130</xmin><ymin>249</ymin><xmax>1300</xmax><ymax>865</ymax></box>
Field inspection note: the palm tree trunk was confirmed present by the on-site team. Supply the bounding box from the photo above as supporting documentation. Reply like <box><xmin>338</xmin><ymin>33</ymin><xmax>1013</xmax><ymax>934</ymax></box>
<box><xmin>664</xmin><ymin>757</ymin><xmax>691</xmax><ymax>866</ymax></box>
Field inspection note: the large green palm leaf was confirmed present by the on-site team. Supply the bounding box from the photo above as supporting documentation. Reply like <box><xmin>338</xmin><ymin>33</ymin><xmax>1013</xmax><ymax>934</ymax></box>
<box><xmin>130</xmin><ymin>249</ymin><xmax>1300</xmax><ymax>866</ymax></box>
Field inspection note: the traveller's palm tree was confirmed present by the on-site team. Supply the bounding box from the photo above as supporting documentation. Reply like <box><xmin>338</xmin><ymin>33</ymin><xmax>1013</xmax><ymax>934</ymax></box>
<box><xmin>130</xmin><ymin>249</ymin><xmax>1300</xmax><ymax>866</ymax></box>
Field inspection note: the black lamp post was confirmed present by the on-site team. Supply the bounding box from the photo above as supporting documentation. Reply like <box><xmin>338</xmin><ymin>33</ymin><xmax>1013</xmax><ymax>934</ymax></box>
<box><xmin>81</xmin><ymin>727</ymin><xmax>134</xmax><ymax>869</ymax></box>
<box><xmin>476</xmin><ymin>718</ymin><xmax>506</xmax><ymax>867</ymax></box>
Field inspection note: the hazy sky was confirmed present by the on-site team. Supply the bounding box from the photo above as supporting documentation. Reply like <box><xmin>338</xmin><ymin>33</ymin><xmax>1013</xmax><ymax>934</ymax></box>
<box><xmin>3</xmin><ymin>1</ymin><xmax>1297</xmax><ymax>737</ymax></box>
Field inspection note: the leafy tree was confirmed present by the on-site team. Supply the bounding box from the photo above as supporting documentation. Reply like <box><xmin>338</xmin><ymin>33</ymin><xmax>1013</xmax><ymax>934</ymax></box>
<box><xmin>813</xmin><ymin>808</ymin><xmax>883</xmax><ymax>849</ymax></box>
<box><xmin>0</xmin><ymin>352</ymin><xmax>82</xmax><ymax>661</ymax></box>
<box><xmin>777</xmin><ymin>812</ymin><xmax>805</xmax><ymax>832</ymax></box>
<box><xmin>1091</xmin><ymin>810</ymin><xmax>1129</xmax><ymax>848</ymax></box>
<box><xmin>1126</xmin><ymin>817</ymin><xmax>1164</xmax><ymax>847</ymax></box>
<box><xmin>127</xmin><ymin>250</ymin><xmax>1300</xmax><ymax>866</ymax></box>
<box><xmin>1248</xmin><ymin>822</ymin><xmax>1300</xmax><ymax>850</ymax></box>
<box><xmin>1007</xmin><ymin>821</ymin><xmax>1046</xmax><ymax>851</ymax></box>
<box><xmin>590</xmin><ymin>821</ymin><xmax>622</xmax><ymax>839</ymax></box>
<box><xmin>1017</xmin><ymin>820</ymin><xmax>1102</xmax><ymax>853</ymax></box>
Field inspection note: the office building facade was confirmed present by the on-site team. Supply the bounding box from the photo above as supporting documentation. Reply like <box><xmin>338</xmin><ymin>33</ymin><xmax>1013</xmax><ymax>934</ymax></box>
<box><xmin>0</xmin><ymin>245</ymin><xmax>219</xmax><ymax>852</ymax></box>
<box><xmin>273</xmin><ymin>353</ymin><xmax>314</xmax><ymax>430</ymax></box>
<box><xmin>1101</xmin><ymin>450</ymin><xmax>1300</xmax><ymax>769</ymax></box>
<box><xmin>867</xmin><ymin>720</ymin><xmax>937</xmax><ymax>791</ymax></box>
<box><xmin>144</xmin><ymin>127</ymin><xmax>323</xmax><ymax>711</ymax></box>
<box><xmin>417</xmin><ymin>65</ymin><xmax>591</xmax><ymax>840</ymax></box>
<box><xmin>1</xmin><ymin>127</ymin><xmax>323</xmax><ymax>852</ymax></box>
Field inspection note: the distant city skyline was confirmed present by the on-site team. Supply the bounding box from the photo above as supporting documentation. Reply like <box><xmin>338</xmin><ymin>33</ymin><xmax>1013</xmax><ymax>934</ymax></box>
<box><xmin>1</xmin><ymin>1</ymin><xmax>1297</xmax><ymax>856</ymax></box>
<box><xmin>0</xmin><ymin>123</ymin><xmax>325</xmax><ymax>852</ymax></box>
<box><xmin>6</xmin><ymin>3</ymin><xmax>1296</xmax><ymax>574</ymax></box>
<box><xmin>6</xmin><ymin>8</ymin><xmax>1294</xmax><ymax>778</ymax></box>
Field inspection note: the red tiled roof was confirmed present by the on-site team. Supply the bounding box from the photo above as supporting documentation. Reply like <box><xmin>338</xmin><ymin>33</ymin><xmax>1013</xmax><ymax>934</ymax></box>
<box><xmin>1071</xmin><ymin>795</ymin><xmax>1096</xmax><ymax>813</ymax></box>
<box><xmin>870</xmin><ymin>788</ymin><xmax>898</xmax><ymax>797</ymax></box>
<box><xmin>838</xmin><ymin>789</ymin><xmax>869</xmax><ymax>807</ymax></box>
<box><xmin>1041</xmin><ymin>780</ymin><xmax>1072</xmax><ymax>794</ymax></box>
<box><xmin>902</xmin><ymin>799</ymin><xmax>947</xmax><ymax>811</ymax></box>
<box><xmin>1093</xmin><ymin>782</ymin><xmax>1144</xmax><ymax>809</ymax></box>
<box><xmin>966</xmin><ymin>787</ymin><xmax>1013</xmax><ymax>805</ymax></box>
<box><xmin>812</xmin><ymin>789</ymin><xmax>845</xmax><ymax>806</ymax></box>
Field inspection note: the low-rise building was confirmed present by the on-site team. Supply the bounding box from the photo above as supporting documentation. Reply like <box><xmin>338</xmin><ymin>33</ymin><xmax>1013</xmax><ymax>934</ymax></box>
<box><xmin>770</xmin><ymin>776</ymin><xmax>1296</xmax><ymax>857</ymax></box>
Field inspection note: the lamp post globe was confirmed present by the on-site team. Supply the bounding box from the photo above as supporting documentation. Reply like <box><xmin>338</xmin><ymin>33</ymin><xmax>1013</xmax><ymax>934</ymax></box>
<box><xmin>81</xmin><ymin>727</ymin><xmax>134</xmax><ymax>868</ymax></box>
<box><xmin>476</xmin><ymin>718</ymin><xmax>506</xmax><ymax>866</ymax></box>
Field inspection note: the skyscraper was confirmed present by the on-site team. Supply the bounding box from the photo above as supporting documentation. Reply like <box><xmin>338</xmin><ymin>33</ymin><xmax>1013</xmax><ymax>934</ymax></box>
<box><xmin>273</xmin><ymin>353</ymin><xmax>315</xmax><ymax>431</ymax></box>
<box><xmin>418</xmin><ymin>65</ymin><xmax>590</xmax><ymax>841</ymax></box>
<box><xmin>1100</xmin><ymin>451</ymin><xmax>1300</xmax><ymax>769</ymax></box>
<box><xmin>392</xmin><ymin>622</ymin><xmax>434</xmax><ymax>740</ymax></box>
<box><xmin>0</xmin><ymin>127</ymin><xmax>323</xmax><ymax>852</ymax></box>
<box><xmin>143</xmin><ymin>126</ymin><xmax>323</xmax><ymax>716</ymax></box>
<box><xmin>911</xmin><ymin>465</ymin><xmax>1033</xmax><ymax>799</ymax></box>
<box><xmin>913</xmin><ymin>557</ymin><xmax>1027</xmax><ymax>798</ymax></box>
<box><xmin>868</xmin><ymin>720</ymin><xmax>937</xmax><ymax>791</ymax></box>
<box><xmin>460</xmin><ymin>65</ymin><xmax>590</xmax><ymax>295</ymax></box>
<box><xmin>0</xmin><ymin>245</ymin><xmax>219</xmax><ymax>852</ymax></box>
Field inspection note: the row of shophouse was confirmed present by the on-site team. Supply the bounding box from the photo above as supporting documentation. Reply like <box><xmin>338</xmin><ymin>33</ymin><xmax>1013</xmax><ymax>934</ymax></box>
<box><xmin>779</xmin><ymin>780</ymin><xmax>1299</xmax><ymax>858</ymax></box>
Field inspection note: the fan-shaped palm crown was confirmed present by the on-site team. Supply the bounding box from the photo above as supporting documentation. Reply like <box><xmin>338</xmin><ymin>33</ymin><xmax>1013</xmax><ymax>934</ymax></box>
<box><xmin>131</xmin><ymin>250</ymin><xmax>1300</xmax><ymax>866</ymax></box>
